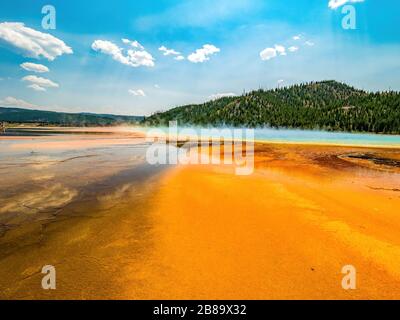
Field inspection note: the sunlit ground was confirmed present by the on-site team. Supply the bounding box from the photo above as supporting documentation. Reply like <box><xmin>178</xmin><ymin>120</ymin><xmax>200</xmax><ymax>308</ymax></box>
<box><xmin>1</xmin><ymin>127</ymin><xmax>400</xmax><ymax>299</ymax></box>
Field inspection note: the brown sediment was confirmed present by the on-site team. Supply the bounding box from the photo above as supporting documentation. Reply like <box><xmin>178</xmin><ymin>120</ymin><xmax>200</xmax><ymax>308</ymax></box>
<box><xmin>1</xmin><ymin>133</ymin><xmax>400</xmax><ymax>299</ymax></box>
<box><xmin>338</xmin><ymin>152</ymin><xmax>400</xmax><ymax>173</ymax></box>
<box><xmin>367</xmin><ymin>186</ymin><xmax>400</xmax><ymax>192</ymax></box>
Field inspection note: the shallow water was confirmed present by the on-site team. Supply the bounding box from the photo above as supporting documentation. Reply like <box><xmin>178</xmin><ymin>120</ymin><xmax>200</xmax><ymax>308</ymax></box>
<box><xmin>0</xmin><ymin>134</ymin><xmax>163</xmax><ymax>232</ymax></box>
<box><xmin>3</xmin><ymin>126</ymin><xmax>400</xmax><ymax>147</ymax></box>
<box><xmin>136</xmin><ymin>126</ymin><xmax>400</xmax><ymax>147</ymax></box>
<box><xmin>0</xmin><ymin>133</ymin><xmax>175</xmax><ymax>299</ymax></box>
<box><xmin>253</xmin><ymin>128</ymin><xmax>400</xmax><ymax>146</ymax></box>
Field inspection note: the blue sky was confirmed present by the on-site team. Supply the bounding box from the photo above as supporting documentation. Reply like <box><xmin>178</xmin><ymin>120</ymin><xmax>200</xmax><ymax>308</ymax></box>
<box><xmin>0</xmin><ymin>0</ymin><xmax>399</xmax><ymax>116</ymax></box>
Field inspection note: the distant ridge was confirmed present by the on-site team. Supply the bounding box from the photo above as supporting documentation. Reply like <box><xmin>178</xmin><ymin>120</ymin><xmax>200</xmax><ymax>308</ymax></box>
<box><xmin>0</xmin><ymin>107</ymin><xmax>144</xmax><ymax>126</ymax></box>
<box><xmin>144</xmin><ymin>81</ymin><xmax>400</xmax><ymax>134</ymax></box>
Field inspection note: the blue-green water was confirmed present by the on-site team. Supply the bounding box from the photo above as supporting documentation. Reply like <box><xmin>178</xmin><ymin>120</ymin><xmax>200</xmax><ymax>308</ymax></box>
<box><xmin>252</xmin><ymin>128</ymin><xmax>400</xmax><ymax>147</ymax></box>
<box><xmin>140</xmin><ymin>126</ymin><xmax>400</xmax><ymax>147</ymax></box>
<box><xmin>3</xmin><ymin>127</ymin><xmax>399</xmax><ymax>148</ymax></box>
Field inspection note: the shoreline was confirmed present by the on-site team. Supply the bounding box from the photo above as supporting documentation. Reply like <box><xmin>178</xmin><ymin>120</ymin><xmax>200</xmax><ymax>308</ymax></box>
<box><xmin>3</xmin><ymin>129</ymin><xmax>400</xmax><ymax>150</ymax></box>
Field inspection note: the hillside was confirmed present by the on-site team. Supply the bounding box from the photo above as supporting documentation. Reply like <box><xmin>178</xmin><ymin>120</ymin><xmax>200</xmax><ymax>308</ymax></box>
<box><xmin>144</xmin><ymin>81</ymin><xmax>400</xmax><ymax>134</ymax></box>
<box><xmin>0</xmin><ymin>107</ymin><xmax>143</xmax><ymax>126</ymax></box>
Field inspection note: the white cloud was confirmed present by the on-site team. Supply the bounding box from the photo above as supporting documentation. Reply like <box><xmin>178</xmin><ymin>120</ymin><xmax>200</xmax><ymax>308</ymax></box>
<box><xmin>0</xmin><ymin>22</ymin><xmax>72</xmax><ymax>61</ymax></box>
<box><xmin>22</xmin><ymin>75</ymin><xmax>59</xmax><ymax>92</ymax></box>
<box><xmin>328</xmin><ymin>0</ymin><xmax>364</xmax><ymax>9</ymax></box>
<box><xmin>209</xmin><ymin>92</ymin><xmax>237</xmax><ymax>100</ymax></box>
<box><xmin>288</xmin><ymin>46</ymin><xmax>299</xmax><ymax>52</ymax></box>
<box><xmin>305</xmin><ymin>41</ymin><xmax>315</xmax><ymax>46</ymax></box>
<box><xmin>274</xmin><ymin>45</ymin><xmax>286</xmax><ymax>56</ymax></box>
<box><xmin>28</xmin><ymin>84</ymin><xmax>47</xmax><ymax>92</ymax></box>
<box><xmin>187</xmin><ymin>44</ymin><xmax>220</xmax><ymax>63</ymax></box>
<box><xmin>0</xmin><ymin>96</ymin><xmax>39</xmax><ymax>109</ymax></box>
<box><xmin>91</xmin><ymin>39</ymin><xmax>155</xmax><ymax>67</ymax></box>
<box><xmin>154</xmin><ymin>84</ymin><xmax>160</xmax><ymax>89</ymax></box>
<box><xmin>127</xmin><ymin>50</ymin><xmax>155</xmax><ymax>67</ymax></box>
<box><xmin>174</xmin><ymin>55</ymin><xmax>185</xmax><ymax>61</ymax></box>
<box><xmin>92</xmin><ymin>40</ymin><xmax>122</xmax><ymax>62</ymax></box>
<box><xmin>260</xmin><ymin>48</ymin><xmax>277</xmax><ymax>61</ymax></box>
<box><xmin>159</xmin><ymin>45</ymin><xmax>180</xmax><ymax>56</ymax></box>
<box><xmin>0</xmin><ymin>96</ymin><xmax>87</xmax><ymax>113</ymax></box>
<box><xmin>293</xmin><ymin>35</ymin><xmax>301</xmax><ymax>41</ymax></box>
<box><xmin>129</xmin><ymin>89</ymin><xmax>146</xmax><ymax>97</ymax></box>
<box><xmin>277</xmin><ymin>79</ymin><xmax>284</xmax><ymax>85</ymax></box>
<box><xmin>260</xmin><ymin>45</ymin><xmax>286</xmax><ymax>61</ymax></box>
<box><xmin>20</xmin><ymin>62</ymin><xmax>49</xmax><ymax>73</ymax></box>
<box><xmin>122</xmin><ymin>38</ymin><xmax>144</xmax><ymax>49</ymax></box>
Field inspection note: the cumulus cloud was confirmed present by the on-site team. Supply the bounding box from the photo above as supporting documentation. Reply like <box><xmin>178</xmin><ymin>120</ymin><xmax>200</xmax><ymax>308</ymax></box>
<box><xmin>22</xmin><ymin>75</ymin><xmax>59</xmax><ymax>92</ymax></box>
<box><xmin>20</xmin><ymin>62</ymin><xmax>49</xmax><ymax>73</ymax></box>
<box><xmin>0</xmin><ymin>22</ymin><xmax>73</xmax><ymax>60</ymax></box>
<box><xmin>159</xmin><ymin>45</ymin><xmax>180</xmax><ymax>56</ymax></box>
<box><xmin>122</xmin><ymin>38</ymin><xmax>144</xmax><ymax>49</ymax></box>
<box><xmin>260</xmin><ymin>48</ymin><xmax>277</xmax><ymax>61</ymax></box>
<box><xmin>293</xmin><ymin>35</ymin><xmax>301</xmax><ymax>41</ymax></box>
<box><xmin>174</xmin><ymin>55</ymin><xmax>185</xmax><ymax>61</ymax></box>
<box><xmin>288</xmin><ymin>46</ymin><xmax>299</xmax><ymax>52</ymax></box>
<box><xmin>0</xmin><ymin>96</ymin><xmax>39</xmax><ymax>109</ymax></box>
<box><xmin>28</xmin><ymin>84</ymin><xmax>47</xmax><ymax>92</ymax></box>
<box><xmin>209</xmin><ymin>92</ymin><xmax>237</xmax><ymax>100</ymax></box>
<box><xmin>129</xmin><ymin>89</ymin><xmax>146</xmax><ymax>97</ymax></box>
<box><xmin>91</xmin><ymin>39</ymin><xmax>155</xmax><ymax>67</ymax></box>
<box><xmin>187</xmin><ymin>44</ymin><xmax>220</xmax><ymax>63</ymax></box>
<box><xmin>127</xmin><ymin>50</ymin><xmax>155</xmax><ymax>67</ymax></box>
<box><xmin>260</xmin><ymin>45</ymin><xmax>287</xmax><ymax>61</ymax></box>
<box><xmin>274</xmin><ymin>45</ymin><xmax>286</xmax><ymax>56</ymax></box>
<box><xmin>305</xmin><ymin>41</ymin><xmax>315</xmax><ymax>46</ymax></box>
<box><xmin>328</xmin><ymin>0</ymin><xmax>364</xmax><ymax>9</ymax></box>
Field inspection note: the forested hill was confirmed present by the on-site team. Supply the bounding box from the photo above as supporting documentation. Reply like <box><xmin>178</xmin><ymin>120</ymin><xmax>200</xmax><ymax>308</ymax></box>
<box><xmin>144</xmin><ymin>81</ymin><xmax>400</xmax><ymax>134</ymax></box>
<box><xmin>0</xmin><ymin>107</ymin><xmax>143</xmax><ymax>126</ymax></box>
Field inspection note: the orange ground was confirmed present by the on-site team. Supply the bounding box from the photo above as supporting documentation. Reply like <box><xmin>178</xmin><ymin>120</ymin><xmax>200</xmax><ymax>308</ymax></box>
<box><xmin>121</xmin><ymin>144</ymin><xmax>400</xmax><ymax>299</ymax></box>
<box><xmin>1</xmin><ymin>137</ymin><xmax>400</xmax><ymax>299</ymax></box>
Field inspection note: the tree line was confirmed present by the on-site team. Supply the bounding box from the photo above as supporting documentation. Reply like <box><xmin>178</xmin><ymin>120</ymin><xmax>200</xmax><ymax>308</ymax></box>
<box><xmin>144</xmin><ymin>81</ymin><xmax>400</xmax><ymax>134</ymax></box>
